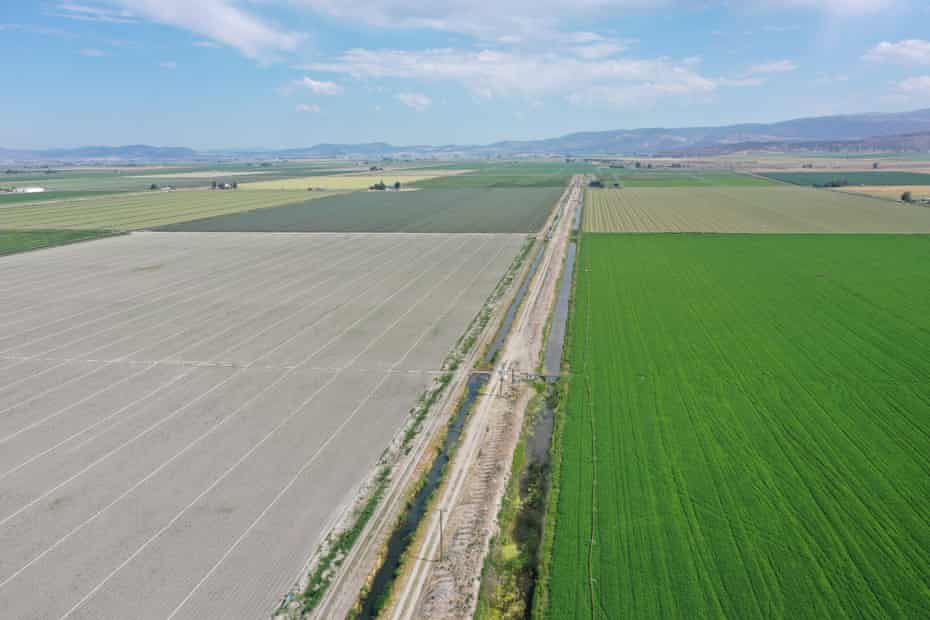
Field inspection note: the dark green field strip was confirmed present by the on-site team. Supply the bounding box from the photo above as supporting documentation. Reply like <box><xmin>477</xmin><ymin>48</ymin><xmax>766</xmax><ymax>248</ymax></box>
<box><xmin>548</xmin><ymin>234</ymin><xmax>930</xmax><ymax>619</ymax></box>
<box><xmin>417</xmin><ymin>161</ymin><xmax>596</xmax><ymax>175</ymax></box>
<box><xmin>413</xmin><ymin>173</ymin><xmax>576</xmax><ymax>188</ymax></box>
<box><xmin>595</xmin><ymin>170</ymin><xmax>777</xmax><ymax>187</ymax></box>
<box><xmin>0</xmin><ymin>230</ymin><xmax>113</xmax><ymax>256</ymax></box>
<box><xmin>158</xmin><ymin>188</ymin><xmax>562</xmax><ymax>233</ymax></box>
<box><xmin>760</xmin><ymin>171</ymin><xmax>930</xmax><ymax>186</ymax></box>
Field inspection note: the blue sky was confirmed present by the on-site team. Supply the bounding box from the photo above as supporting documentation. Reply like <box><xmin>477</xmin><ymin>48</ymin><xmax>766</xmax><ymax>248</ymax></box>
<box><xmin>2</xmin><ymin>1</ymin><xmax>930</xmax><ymax>149</ymax></box>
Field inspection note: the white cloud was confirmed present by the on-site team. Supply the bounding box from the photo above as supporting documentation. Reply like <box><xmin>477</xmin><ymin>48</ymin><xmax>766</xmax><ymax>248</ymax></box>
<box><xmin>396</xmin><ymin>92</ymin><xmax>433</xmax><ymax>111</ymax></box>
<box><xmin>749</xmin><ymin>59</ymin><xmax>798</xmax><ymax>74</ymax></box>
<box><xmin>159</xmin><ymin>60</ymin><xmax>177</xmax><ymax>69</ymax></box>
<box><xmin>290</xmin><ymin>0</ymin><xmax>895</xmax><ymax>44</ymax></box>
<box><xmin>48</xmin><ymin>1</ymin><xmax>135</xmax><ymax>23</ymax></box>
<box><xmin>292</xmin><ymin>76</ymin><xmax>344</xmax><ymax>95</ymax></box>
<box><xmin>304</xmin><ymin>48</ymin><xmax>718</xmax><ymax>108</ymax></box>
<box><xmin>897</xmin><ymin>75</ymin><xmax>930</xmax><ymax>95</ymax></box>
<box><xmin>296</xmin><ymin>103</ymin><xmax>322</xmax><ymax>113</ymax></box>
<box><xmin>572</xmin><ymin>41</ymin><xmax>628</xmax><ymax>60</ymax></box>
<box><xmin>864</xmin><ymin>39</ymin><xmax>930</xmax><ymax>65</ymax></box>
<box><xmin>291</xmin><ymin>0</ymin><xmax>670</xmax><ymax>43</ymax></box>
<box><xmin>193</xmin><ymin>40</ymin><xmax>220</xmax><ymax>48</ymax></box>
<box><xmin>717</xmin><ymin>77</ymin><xmax>765</xmax><ymax>87</ymax></box>
<box><xmin>80</xmin><ymin>48</ymin><xmax>108</xmax><ymax>57</ymax></box>
<box><xmin>103</xmin><ymin>0</ymin><xmax>301</xmax><ymax>59</ymax></box>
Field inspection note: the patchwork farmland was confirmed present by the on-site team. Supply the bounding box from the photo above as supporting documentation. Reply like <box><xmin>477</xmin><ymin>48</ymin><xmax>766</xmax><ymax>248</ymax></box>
<box><xmin>546</xmin><ymin>234</ymin><xmax>930</xmax><ymax>619</ymax></box>
<box><xmin>0</xmin><ymin>231</ymin><xmax>525</xmax><ymax>619</ymax></box>
<box><xmin>759</xmin><ymin>170</ymin><xmax>930</xmax><ymax>186</ymax></box>
<box><xmin>593</xmin><ymin>169</ymin><xmax>775</xmax><ymax>187</ymax></box>
<box><xmin>160</xmin><ymin>187</ymin><xmax>562</xmax><ymax>233</ymax></box>
<box><xmin>583</xmin><ymin>186</ymin><xmax>930</xmax><ymax>233</ymax></box>
<box><xmin>240</xmin><ymin>171</ymin><xmax>468</xmax><ymax>190</ymax></box>
<box><xmin>0</xmin><ymin>189</ymin><xmax>337</xmax><ymax>231</ymax></box>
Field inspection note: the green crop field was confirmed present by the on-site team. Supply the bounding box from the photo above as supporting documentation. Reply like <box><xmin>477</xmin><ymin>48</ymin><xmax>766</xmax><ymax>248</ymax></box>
<box><xmin>583</xmin><ymin>186</ymin><xmax>930</xmax><ymax>233</ymax></box>
<box><xmin>159</xmin><ymin>187</ymin><xmax>561</xmax><ymax>233</ymax></box>
<box><xmin>546</xmin><ymin>234</ymin><xmax>930</xmax><ymax>619</ymax></box>
<box><xmin>759</xmin><ymin>171</ymin><xmax>930</xmax><ymax>187</ymax></box>
<box><xmin>0</xmin><ymin>229</ymin><xmax>113</xmax><ymax>256</ymax></box>
<box><xmin>0</xmin><ymin>189</ymin><xmax>333</xmax><ymax>230</ymax></box>
<box><xmin>412</xmin><ymin>161</ymin><xmax>595</xmax><ymax>188</ymax></box>
<box><xmin>594</xmin><ymin>169</ymin><xmax>776</xmax><ymax>187</ymax></box>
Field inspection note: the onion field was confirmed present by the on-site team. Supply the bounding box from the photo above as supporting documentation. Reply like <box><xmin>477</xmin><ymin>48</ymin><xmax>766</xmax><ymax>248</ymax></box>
<box><xmin>547</xmin><ymin>234</ymin><xmax>930</xmax><ymax>619</ymax></box>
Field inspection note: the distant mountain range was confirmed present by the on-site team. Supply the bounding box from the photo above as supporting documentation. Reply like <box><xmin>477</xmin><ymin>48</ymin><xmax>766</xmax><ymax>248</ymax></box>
<box><xmin>0</xmin><ymin>144</ymin><xmax>198</xmax><ymax>163</ymax></box>
<box><xmin>4</xmin><ymin>108</ymin><xmax>930</xmax><ymax>163</ymax></box>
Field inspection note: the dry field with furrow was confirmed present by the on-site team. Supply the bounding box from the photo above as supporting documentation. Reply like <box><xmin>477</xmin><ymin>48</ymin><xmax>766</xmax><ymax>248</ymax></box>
<box><xmin>583</xmin><ymin>186</ymin><xmax>930</xmax><ymax>233</ymax></box>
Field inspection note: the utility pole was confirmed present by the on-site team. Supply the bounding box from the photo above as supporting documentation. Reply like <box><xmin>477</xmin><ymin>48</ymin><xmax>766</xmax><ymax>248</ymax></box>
<box><xmin>439</xmin><ymin>508</ymin><xmax>445</xmax><ymax>562</ymax></box>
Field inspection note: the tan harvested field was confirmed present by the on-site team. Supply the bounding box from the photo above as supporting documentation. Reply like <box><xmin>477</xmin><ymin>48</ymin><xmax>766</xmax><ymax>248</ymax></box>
<box><xmin>0</xmin><ymin>189</ymin><xmax>337</xmax><ymax>230</ymax></box>
<box><xmin>584</xmin><ymin>186</ymin><xmax>930</xmax><ymax>233</ymax></box>
<box><xmin>836</xmin><ymin>185</ymin><xmax>930</xmax><ymax>201</ymax></box>
<box><xmin>241</xmin><ymin>170</ymin><xmax>469</xmax><ymax>191</ymax></box>
<box><xmin>0</xmin><ymin>231</ymin><xmax>523</xmax><ymax>619</ymax></box>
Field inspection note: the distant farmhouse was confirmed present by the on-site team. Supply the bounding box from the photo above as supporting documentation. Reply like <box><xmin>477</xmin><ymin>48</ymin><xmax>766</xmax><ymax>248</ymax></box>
<box><xmin>3</xmin><ymin>186</ymin><xmax>47</xmax><ymax>193</ymax></box>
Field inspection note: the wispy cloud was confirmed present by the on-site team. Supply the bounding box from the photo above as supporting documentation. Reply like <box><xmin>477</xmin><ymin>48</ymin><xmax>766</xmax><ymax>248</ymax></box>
<box><xmin>193</xmin><ymin>40</ymin><xmax>220</xmax><ymax>48</ymax></box>
<box><xmin>304</xmin><ymin>48</ymin><xmax>719</xmax><ymax>108</ymax></box>
<box><xmin>80</xmin><ymin>48</ymin><xmax>109</xmax><ymax>57</ymax></box>
<box><xmin>896</xmin><ymin>75</ymin><xmax>930</xmax><ymax>95</ymax></box>
<box><xmin>290</xmin><ymin>0</ymin><xmax>669</xmax><ymax>44</ymax></box>
<box><xmin>291</xmin><ymin>76</ymin><xmax>344</xmax><ymax>95</ymax></box>
<box><xmin>396</xmin><ymin>92</ymin><xmax>432</xmax><ymax>111</ymax></box>
<box><xmin>48</xmin><ymin>1</ymin><xmax>136</xmax><ymax>23</ymax></box>
<box><xmin>748</xmin><ymin>59</ymin><xmax>798</xmax><ymax>74</ymax></box>
<box><xmin>104</xmin><ymin>0</ymin><xmax>302</xmax><ymax>60</ymax></box>
<box><xmin>159</xmin><ymin>60</ymin><xmax>177</xmax><ymax>69</ymax></box>
<box><xmin>717</xmin><ymin>77</ymin><xmax>765</xmax><ymax>87</ymax></box>
<box><xmin>864</xmin><ymin>39</ymin><xmax>930</xmax><ymax>65</ymax></box>
<box><xmin>296</xmin><ymin>103</ymin><xmax>322</xmax><ymax>113</ymax></box>
<box><xmin>0</xmin><ymin>23</ymin><xmax>74</xmax><ymax>37</ymax></box>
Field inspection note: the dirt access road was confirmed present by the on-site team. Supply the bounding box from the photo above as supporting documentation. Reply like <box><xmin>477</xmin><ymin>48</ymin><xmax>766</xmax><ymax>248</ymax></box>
<box><xmin>388</xmin><ymin>175</ymin><xmax>584</xmax><ymax>619</ymax></box>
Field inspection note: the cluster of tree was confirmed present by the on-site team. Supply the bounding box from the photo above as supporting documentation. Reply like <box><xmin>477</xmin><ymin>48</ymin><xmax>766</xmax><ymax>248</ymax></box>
<box><xmin>588</xmin><ymin>179</ymin><xmax>604</xmax><ymax>188</ymax></box>
<box><xmin>813</xmin><ymin>178</ymin><xmax>849</xmax><ymax>188</ymax></box>
<box><xmin>369</xmin><ymin>180</ymin><xmax>401</xmax><ymax>191</ymax></box>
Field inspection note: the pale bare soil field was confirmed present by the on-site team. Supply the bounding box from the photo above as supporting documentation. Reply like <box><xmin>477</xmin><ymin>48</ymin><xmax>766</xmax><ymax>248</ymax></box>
<box><xmin>0</xmin><ymin>231</ymin><xmax>523</xmax><ymax>620</ymax></box>
<box><xmin>584</xmin><ymin>186</ymin><xmax>930</xmax><ymax>233</ymax></box>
